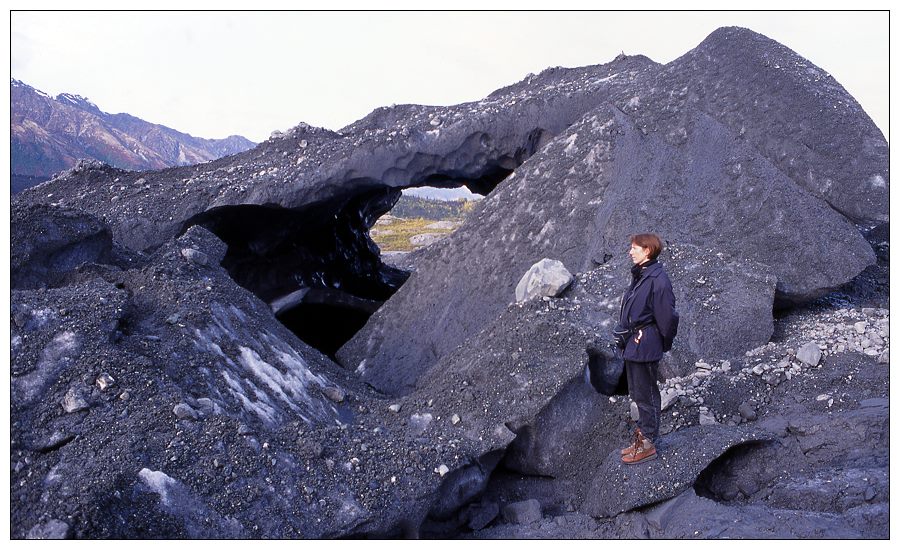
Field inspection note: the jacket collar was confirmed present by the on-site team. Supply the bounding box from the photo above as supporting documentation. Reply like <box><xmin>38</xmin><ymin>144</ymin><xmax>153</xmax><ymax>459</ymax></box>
<box><xmin>640</xmin><ymin>261</ymin><xmax>662</xmax><ymax>278</ymax></box>
<box><xmin>631</xmin><ymin>260</ymin><xmax>662</xmax><ymax>281</ymax></box>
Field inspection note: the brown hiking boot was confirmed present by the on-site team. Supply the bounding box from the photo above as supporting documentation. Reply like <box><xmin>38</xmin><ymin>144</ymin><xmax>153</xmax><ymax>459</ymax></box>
<box><xmin>622</xmin><ymin>433</ymin><xmax>657</xmax><ymax>465</ymax></box>
<box><xmin>620</xmin><ymin>429</ymin><xmax>643</xmax><ymax>456</ymax></box>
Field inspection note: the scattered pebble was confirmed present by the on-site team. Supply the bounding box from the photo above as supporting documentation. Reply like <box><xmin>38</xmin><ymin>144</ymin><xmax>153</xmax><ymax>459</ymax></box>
<box><xmin>180</xmin><ymin>247</ymin><xmax>210</xmax><ymax>266</ymax></box>
<box><xmin>61</xmin><ymin>388</ymin><xmax>89</xmax><ymax>413</ymax></box>
<box><xmin>96</xmin><ymin>373</ymin><xmax>115</xmax><ymax>391</ymax></box>
<box><xmin>322</xmin><ymin>387</ymin><xmax>346</xmax><ymax>403</ymax></box>
<box><xmin>173</xmin><ymin>403</ymin><xmax>198</xmax><ymax>420</ymax></box>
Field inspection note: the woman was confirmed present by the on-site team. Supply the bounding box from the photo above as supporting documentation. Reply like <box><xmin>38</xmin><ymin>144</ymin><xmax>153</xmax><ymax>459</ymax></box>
<box><xmin>615</xmin><ymin>233</ymin><xmax>678</xmax><ymax>465</ymax></box>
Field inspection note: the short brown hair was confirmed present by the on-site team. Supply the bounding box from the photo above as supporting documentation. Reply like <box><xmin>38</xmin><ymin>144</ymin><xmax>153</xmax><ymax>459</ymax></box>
<box><xmin>630</xmin><ymin>233</ymin><xmax>663</xmax><ymax>260</ymax></box>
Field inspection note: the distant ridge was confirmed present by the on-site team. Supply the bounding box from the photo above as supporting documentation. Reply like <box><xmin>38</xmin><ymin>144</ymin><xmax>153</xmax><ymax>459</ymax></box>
<box><xmin>10</xmin><ymin>78</ymin><xmax>256</xmax><ymax>192</ymax></box>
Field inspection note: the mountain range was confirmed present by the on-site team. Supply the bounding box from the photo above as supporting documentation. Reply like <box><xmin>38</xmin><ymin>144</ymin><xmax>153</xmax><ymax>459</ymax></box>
<box><xmin>10</xmin><ymin>79</ymin><xmax>256</xmax><ymax>192</ymax></box>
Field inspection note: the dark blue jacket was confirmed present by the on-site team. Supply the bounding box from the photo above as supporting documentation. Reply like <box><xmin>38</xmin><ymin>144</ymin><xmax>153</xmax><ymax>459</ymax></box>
<box><xmin>619</xmin><ymin>261</ymin><xmax>678</xmax><ymax>362</ymax></box>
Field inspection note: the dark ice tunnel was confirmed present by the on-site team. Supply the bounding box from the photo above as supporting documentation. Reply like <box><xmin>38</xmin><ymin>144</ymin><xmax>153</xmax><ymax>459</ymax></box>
<box><xmin>183</xmin><ymin>185</ymin><xmax>409</xmax><ymax>359</ymax></box>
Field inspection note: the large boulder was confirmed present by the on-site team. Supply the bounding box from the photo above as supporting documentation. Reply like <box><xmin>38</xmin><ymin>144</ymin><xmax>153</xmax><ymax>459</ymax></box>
<box><xmin>632</xmin><ymin>27</ymin><xmax>888</xmax><ymax>224</ymax></box>
<box><xmin>514</xmin><ymin>258</ymin><xmax>575</xmax><ymax>303</ymax></box>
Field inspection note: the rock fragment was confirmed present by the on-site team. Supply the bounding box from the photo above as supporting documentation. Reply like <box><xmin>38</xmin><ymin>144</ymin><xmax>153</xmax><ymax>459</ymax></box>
<box><xmin>96</xmin><ymin>373</ymin><xmax>115</xmax><ymax>391</ymax></box>
<box><xmin>173</xmin><ymin>403</ymin><xmax>199</xmax><ymax>420</ymax></box>
<box><xmin>322</xmin><ymin>386</ymin><xmax>346</xmax><ymax>403</ymax></box>
<box><xmin>661</xmin><ymin>388</ymin><xmax>679</xmax><ymax>411</ymax></box>
<box><xmin>181</xmin><ymin>247</ymin><xmax>210</xmax><ymax>266</ymax></box>
<box><xmin>699</xmin><ymin>409</ymin><xmax>717</xmax><ymax>426</ymax></box>
<box><xmin>61</xmin><ymin>387</ymin><xmax>89</xmax><ymax>413</ymax></box>
<box><xmin>796</xmin><ymin>342</ymin><xmax>822</xmax><ymax>367</ymax></box>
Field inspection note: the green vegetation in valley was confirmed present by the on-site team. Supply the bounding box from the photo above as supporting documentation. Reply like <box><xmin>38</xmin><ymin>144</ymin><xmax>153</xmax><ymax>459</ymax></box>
<box><xmin>389</xmin><ymin>195</ymin><xmax>478</xmax><ymax>220</ymax></box>
<box><xmin>370</xmin><ymin>217</ymin><xmax>453</xmax><ymax>252</ymax></box>
<box><xmin>371</xmin><ymin>195</ymin><xmax>478</xmax><ymax>252</ymax></box>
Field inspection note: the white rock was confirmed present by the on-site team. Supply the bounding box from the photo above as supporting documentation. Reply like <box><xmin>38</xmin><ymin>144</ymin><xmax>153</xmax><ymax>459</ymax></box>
<box><xmin>96</xmin><ymin>373</ymin><xmax>115</xmax><ymax>391</ymax></box>
<box><xmin>435</xmin><ymin>464</ymin><xmax>449</xmax><ymax>476</ymax></box>
<box><xmin>660</xmin><ymin>388</ymin><xmax>679</xmax><ymax>411</ymax></box>
<box><xmin>854</xmin><ymin>321</ymin><xmax>867</xmax><ymax>334</ymax></box>
<box><xmin>515</xmin><ymin>259</ymin><xmax>574</xmax><ymax>303</ymax></box>
<box><xmin>61</xmin><ymin>388</ymin><xmax>89</xmax><ymax>413</ymax></box>
<box><xmin>322</xmin><ymin>387</ymin><xmax>346</xmax><ymax>403</ymax></box>
<box><xmin>388</xmin><ymin>403</ymin><xmax>402</xmax><ymax>413</ymax></box>
<box><xmin>796</xmin><ymin>342</ymin><xmax>822</xmax><ymax>367</ymax></box>
<box><xmin>451</xmin><ymin>414</ymin><xmax>461</xmax><ymax>425</ymax></box>
<box><xmin>816</xmin><ymin>394</ymin><xmax>831</xmax><ymax>402</ymax></box>
<box><xmin>180</xmin><ymin>248</ymin><xmax>209</xmax><ymax>267</ymax></box>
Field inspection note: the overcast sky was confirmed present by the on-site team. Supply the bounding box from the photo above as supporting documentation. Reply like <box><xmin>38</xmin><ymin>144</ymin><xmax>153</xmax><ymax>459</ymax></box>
<box><xmin>10</xmin><ymin>10</ymin><xmax>889</xmax><ymax>143</ymax></box>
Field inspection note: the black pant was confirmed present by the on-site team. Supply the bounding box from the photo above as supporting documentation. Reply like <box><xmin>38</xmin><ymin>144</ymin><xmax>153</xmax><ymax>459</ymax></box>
<box><xmin>625</xmin><ymin>360</ymin><xmax>661</xmax><ymax>442</ymax></box>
